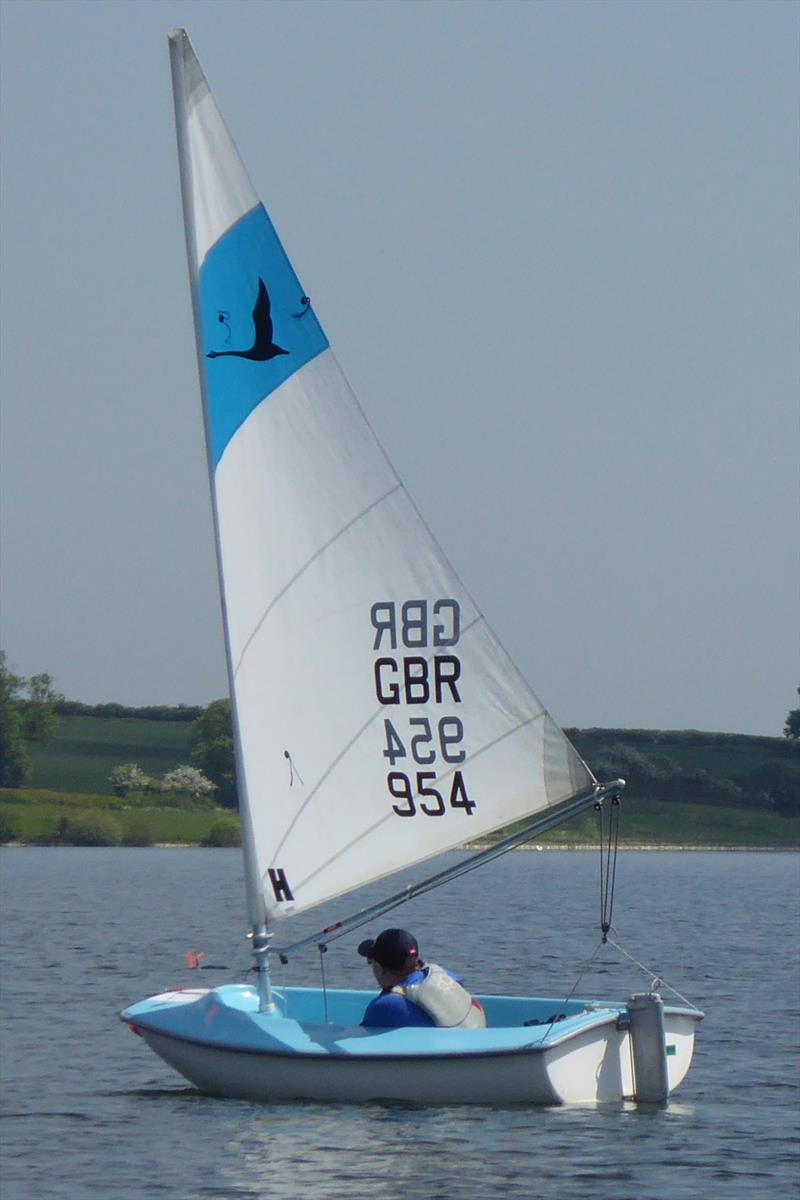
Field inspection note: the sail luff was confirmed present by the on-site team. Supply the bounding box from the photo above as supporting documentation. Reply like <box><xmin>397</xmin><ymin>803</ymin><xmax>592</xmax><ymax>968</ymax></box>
<box><xmin>168</xmin><ymin>29</ymin><xmax>265</xmax><ymax>927</ymax></box>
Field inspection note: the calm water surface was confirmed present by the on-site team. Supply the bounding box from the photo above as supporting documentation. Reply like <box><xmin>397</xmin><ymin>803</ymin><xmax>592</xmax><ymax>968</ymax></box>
<box><xmin>1</xmin><ymin>848</ymin><xmax>798</xmax><ymax>1199</ymax></box>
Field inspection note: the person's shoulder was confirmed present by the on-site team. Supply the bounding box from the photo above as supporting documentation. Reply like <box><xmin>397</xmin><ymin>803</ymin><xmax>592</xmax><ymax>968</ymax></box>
<box><xmin>362</xmin><ymin>990</ymin><xmax>433</xmax><ymax>1028</ymax></box>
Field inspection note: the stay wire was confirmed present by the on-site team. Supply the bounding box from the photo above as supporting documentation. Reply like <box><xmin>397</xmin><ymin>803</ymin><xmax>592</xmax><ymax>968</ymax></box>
<box><xmin>540</xmin><ymin>940</ymin><xmax>606</xmax><ymax>1042</ymax></box>
<box><xmin>597</xmin><ymin>793</ymin><xmax>621</xmax><ymax>941</ymax></box>
<box><xmin>543</xmin><ymin>792</ymin><xmax>622</xmax><ymax>1041</ymax></box>
<box><xmin>594</xmin><ymin>794</ymin><xmax>700</xmax><ymax>1012</ymax></box>
<box><xmin>604</xmin><ymin>929</ymin><xmax>702</xmax><ymax>1012</ymax></box>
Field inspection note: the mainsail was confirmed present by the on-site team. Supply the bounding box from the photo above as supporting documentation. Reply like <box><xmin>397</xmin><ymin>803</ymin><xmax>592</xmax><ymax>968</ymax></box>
<box><xmin>168</xmin><ymin>30</ymin><xmax>595</xmax><ymax>928</ymax></box>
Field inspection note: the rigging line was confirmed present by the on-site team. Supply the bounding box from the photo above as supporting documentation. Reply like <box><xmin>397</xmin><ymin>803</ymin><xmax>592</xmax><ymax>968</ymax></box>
<box><xmin>542</xmin><ymin>790</ymin><xmax>623</xmax><ymax>1040</ymax></box>
<box><xmin>607</xmin><ymin>799</ymin><xmax>620</xmax><ymax>929</ymax></box>
<box><xmin>232</xmin><ymin>482</ymin><xmax>403</xmax><ymax>678</ymax></box>
<box><xmin>598</xmin><ymin>804</ymin><xmax>605</xmax><ymax>929</ymax></box>
<box><xmin>597</xmin><ymin>792</ymin><xmax>621</xmax><ymax>940</ymax></box>
<box><xmin>267</xmin><ymin>612</ymin><xmax>487</xmax><ymax>865</ymax></box>
<box><xmin>598</xmin><ymin>810</ymin><xmax>605</xmax><ymax>933</ymax></box>
<box><xmin>540</xmin><ymin>941</ymin><xmax>607</xmax><ymax>1042</ymax></box>
<box><xmin>281</xmin><ymin>706</ymin><xmax>546</xmax><ymax>896</ymax></box>
<box><xmin>604</xmin><ymin>934</ymin><xmax>702</xmax><ymax>1013</ymax></box>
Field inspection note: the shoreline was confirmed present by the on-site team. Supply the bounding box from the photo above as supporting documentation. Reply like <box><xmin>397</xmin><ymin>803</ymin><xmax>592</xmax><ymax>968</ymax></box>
<box><xmin>470</xmin><ymin>842</ymin><xmax>798</xmax><ymax>852</ymax></box>
<box><xmin>2</xmin><ymin>841</ymin><xmax>797</xmax><ymax>852</ymax></box>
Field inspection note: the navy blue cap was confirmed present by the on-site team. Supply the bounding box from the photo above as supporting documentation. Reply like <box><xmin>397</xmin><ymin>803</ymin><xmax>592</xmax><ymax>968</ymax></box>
<box><xmin>357</xmin><ymin>928</ymin><xmax>419</xmax><ymax>971</ymax></box>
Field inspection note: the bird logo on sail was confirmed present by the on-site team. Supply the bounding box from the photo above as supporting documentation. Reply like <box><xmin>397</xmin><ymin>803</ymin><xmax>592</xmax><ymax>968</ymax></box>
<box><xmin>207</xmin><ymin>277</ymin><xmax>288</xmax><ymax>361</ymax></box>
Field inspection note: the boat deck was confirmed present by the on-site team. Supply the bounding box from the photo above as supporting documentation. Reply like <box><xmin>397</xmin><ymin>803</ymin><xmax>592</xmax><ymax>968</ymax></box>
<box><xmin>123</xmin><ymin>984</ymin><xmax>629</xmax><ymax>1058</ymax></box>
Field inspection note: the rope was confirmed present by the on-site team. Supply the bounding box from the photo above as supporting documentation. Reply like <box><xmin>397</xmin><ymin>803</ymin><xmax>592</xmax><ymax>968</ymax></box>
<box><xmin>541</xmin><ymin>927</ymin><xmax>701</xmax><ymax>1041</ymax></box>
<box><xmin>540</xmin><ymin>940</ymin><xmax>606</xmax><ymax>1041</ymax></box>
<box><xmin>543</xmin><ymin>792</ymin><xmax>698</xmax><ymax>1035</ymax></box>
<box><xmin>604</xmin><ymin>931</ymin><xmax>702</xmax><ymax>1012</ymax></box>
<box><xmin>597</xmin><ymin>792</ymin><xmax>621</xmax><ymax>941</ymax></box>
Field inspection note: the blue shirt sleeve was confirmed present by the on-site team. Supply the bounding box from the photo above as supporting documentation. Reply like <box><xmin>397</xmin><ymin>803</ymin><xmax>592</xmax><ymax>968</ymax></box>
<box><xmin>361</xmin><ymin>991</ymin><xmax>435</xmax><ymax>1028</ymax></box>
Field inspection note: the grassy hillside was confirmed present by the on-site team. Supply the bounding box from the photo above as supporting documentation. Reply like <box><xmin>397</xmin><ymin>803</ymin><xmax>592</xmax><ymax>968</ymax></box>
<box><xmin>10</xmin><ymin>715</ymin><xmax>799</xmax><ymax>847</ymax></box>
<box><xmin>535</xmin><ymin>794</ymin><xmax>798</xmax><ymax>848</ymax></box>
<box><xmin>25</xmin><ymin>716</ymin><xmax>192</xmax><ymax>794</ymax></box>
<box><xmin>0</xmin><ymin>788</ymin><xmax>240</xmax><ymax>846</ymax></box>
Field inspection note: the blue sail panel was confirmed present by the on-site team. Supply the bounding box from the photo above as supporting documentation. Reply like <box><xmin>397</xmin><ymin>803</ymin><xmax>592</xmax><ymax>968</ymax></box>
<box><xmin>198</xmin><ymin>204</ymin><xmax>329</xmax><ymax>467</ymax></box>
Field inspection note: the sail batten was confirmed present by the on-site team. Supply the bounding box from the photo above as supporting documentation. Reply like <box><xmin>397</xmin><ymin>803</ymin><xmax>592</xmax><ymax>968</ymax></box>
<box><xmin>169</xmin><ymin>29</ymin><xmax>595</xmax><ymax>925</ymax></box>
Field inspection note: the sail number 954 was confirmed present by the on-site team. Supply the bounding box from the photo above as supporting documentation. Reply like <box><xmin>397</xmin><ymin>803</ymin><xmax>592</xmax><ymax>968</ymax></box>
<box><xmin>382</xmin><ymin>716</ymin><xmax>465</xmax><ymax>766</ymax></box>
<box><xmin>388</xmin><ymin>770</ymin><xmax>474</xmax><ymax>818</ymax></box>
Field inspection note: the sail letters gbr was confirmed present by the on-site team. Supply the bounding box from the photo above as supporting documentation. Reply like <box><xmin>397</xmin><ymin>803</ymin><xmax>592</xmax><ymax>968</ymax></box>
<box><xmin>370</xmin><ymin>600</ymin><xmax>475</xmax><ymax>819</ymax></box>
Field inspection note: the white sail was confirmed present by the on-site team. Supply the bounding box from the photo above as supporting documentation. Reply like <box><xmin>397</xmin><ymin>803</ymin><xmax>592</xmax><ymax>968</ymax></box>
<box><xmin>168</xmin><ymin>30</ymin><xmax>594</xmax><ymax>925</ymax></box>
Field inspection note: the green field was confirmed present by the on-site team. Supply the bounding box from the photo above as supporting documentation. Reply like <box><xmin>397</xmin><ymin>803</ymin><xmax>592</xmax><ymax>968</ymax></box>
<box><xmin>5</xmin><ymin>714</ymin><xmax>799</xmax><ymax>847</ymax></box>
<box><xmin>535</xmin><ymin>794</ymin><xmax>798</xmax><ymax>847</ymax></box>
<box><xmin>2</xmin><ymin>786</ymin><xmax>795</xmax><ymax>848</ymax></box>
<box><xmin>0</xmin><ymin>788</ymin><xmax>239</xmax><ymax>846</ymax></box>
<box><xmin>25</xmin><ymin>716</ymin><xmax>192</xmax><ymax>794</ymax></box>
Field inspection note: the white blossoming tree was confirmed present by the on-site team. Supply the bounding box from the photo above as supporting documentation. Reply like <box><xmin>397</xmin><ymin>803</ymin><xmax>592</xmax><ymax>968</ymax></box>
<box><xmin>161</xmin><ymin>764</ymin><xmax>216</xmax><ymax>798</ymax></box>
<box><xmin>109</xmin><ymin>763</ymin><xmax>151</xmax><ymax>797</ymax></box>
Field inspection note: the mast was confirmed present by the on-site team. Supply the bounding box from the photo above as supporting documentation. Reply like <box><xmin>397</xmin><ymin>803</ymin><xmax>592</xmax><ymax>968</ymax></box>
<box><xmin>167</xmin><ymin>30</ymin><xmax>272</xmax><ymax>1005</ymax></box>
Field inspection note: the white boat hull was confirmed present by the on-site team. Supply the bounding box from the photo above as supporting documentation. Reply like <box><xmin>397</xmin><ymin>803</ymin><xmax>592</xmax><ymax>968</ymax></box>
<box><xmin>123</xmin><ymin>985</ymin><xmax>701</xmax><ymax>1105</ymax></box>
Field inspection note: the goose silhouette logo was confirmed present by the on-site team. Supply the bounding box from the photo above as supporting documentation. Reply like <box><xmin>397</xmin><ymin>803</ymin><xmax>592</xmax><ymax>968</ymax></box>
<box><xmin>207</xmin><ymin>278</ymin><xmax>288</xmax><ymax>361</ymax></box>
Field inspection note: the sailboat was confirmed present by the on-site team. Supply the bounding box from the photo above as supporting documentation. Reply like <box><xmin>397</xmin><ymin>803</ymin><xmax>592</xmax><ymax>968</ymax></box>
<box><xmin>121</xmin><ymin>30</ymin><xmax>702</xmax><ymax>1105</ymax></box>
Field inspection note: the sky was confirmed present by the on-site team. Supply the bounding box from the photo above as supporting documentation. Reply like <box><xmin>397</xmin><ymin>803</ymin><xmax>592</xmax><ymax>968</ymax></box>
<box><xmin>0</xmin><ymin>0</ymin><xmax>797</xmax><ymax>737</ymax></box>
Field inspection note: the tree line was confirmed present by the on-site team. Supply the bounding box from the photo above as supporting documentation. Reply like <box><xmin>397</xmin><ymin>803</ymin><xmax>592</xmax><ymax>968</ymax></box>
<box><xmin>2</xmin><ymin>649</ymin><xmax>797</xmax><ymax>813</ymax></box>
<box><xmin>569</xmin><ymin>734</ymin><xmax>799</xmax><ymax>819</ymax></box>
<box><xmin>784</xmin><ymin>689</ymin><xmax>800</xmax><ymax>741</ymax></box>
<box><xmin>185</xmin><ymin>699</ymin><xmax>236</xmax><ymax>807</ymax></box>
<box><xmin>53</xmin><ymin>700</ymin><xmax>204</xmax><ymax>721</ymax></box>
<box><xmin>0</xmin><ymin>652</ymin><xmax>61</xmax><ymax>787</ymax></box>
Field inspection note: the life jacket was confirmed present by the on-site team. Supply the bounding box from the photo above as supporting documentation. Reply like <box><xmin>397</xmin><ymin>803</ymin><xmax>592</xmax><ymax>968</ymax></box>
<box><xmin>393</xmin><ymin>963</ymin><xmax>487</xmax><ymax>1029</ymax></box>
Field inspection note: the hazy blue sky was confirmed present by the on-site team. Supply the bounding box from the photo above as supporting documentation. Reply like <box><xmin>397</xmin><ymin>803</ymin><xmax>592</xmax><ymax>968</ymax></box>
<box><xmin>1</xmin><ymin>0</ymin><xmax>797</xmax><ymax>736</ymax></box>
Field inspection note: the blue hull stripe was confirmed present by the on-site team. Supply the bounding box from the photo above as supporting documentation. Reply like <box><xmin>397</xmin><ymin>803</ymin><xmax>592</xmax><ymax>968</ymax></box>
<box><xmin>199</xmin><ymin>205</ymin><xmax>329</xmax><ymax>467</ymax></box>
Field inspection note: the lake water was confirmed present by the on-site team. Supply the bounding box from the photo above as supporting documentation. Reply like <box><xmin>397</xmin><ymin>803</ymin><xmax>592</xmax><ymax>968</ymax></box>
<box><xmin>1</xmin><ymin>848</ymin><xmax>798</xmax><ymax>1199</ymax></box>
